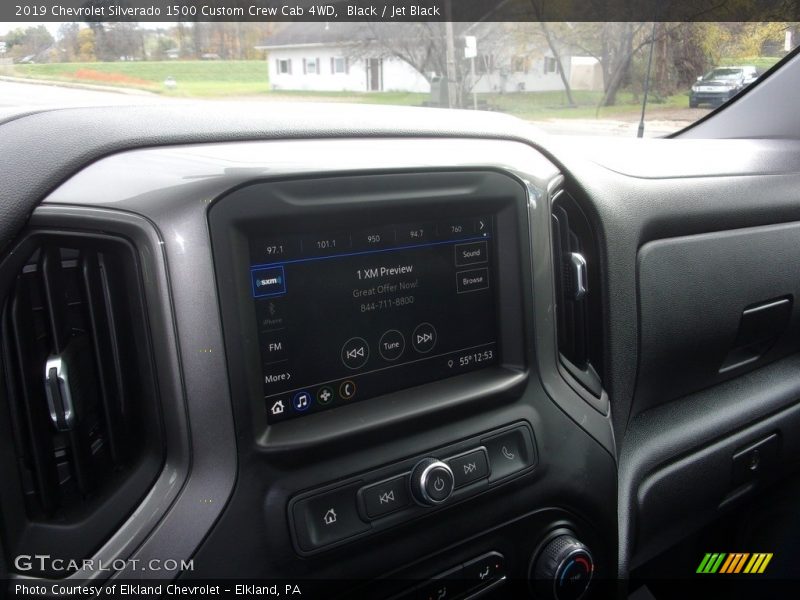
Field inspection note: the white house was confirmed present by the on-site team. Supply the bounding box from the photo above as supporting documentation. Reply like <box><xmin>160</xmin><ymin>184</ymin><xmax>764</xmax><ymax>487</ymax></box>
<box><xmin>257</xmin><ymin>23</ymin><xmax>603</xmax><ymax>95</ymax></box>
<box><xmin>257</xmin><ymin>23</ymin><xmax>429</xmax><ymax>93</ymax></box>
<box><xmin>468</xmin><ymin>52</ymin><xmax>603</xmax><ymax>94</ymax></box>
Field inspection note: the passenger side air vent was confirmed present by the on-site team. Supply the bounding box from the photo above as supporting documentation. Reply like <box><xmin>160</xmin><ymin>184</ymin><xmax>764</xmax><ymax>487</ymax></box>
<box><xmin>0</xmin><ymin>233</ymin><xmax>163</xmax><ymax>578</ymax></box>
<box><xmin>551</xmin><ymin>191</ymin><xmax>604</xmax><ymax>399</ymax></box>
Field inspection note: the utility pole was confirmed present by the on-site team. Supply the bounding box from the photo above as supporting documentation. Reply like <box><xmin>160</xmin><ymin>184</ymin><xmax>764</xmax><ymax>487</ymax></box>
<box><xmin>637</xmin><ymin>21</ymin><xmax>657</xmax><ymax>138</ymax></box>
<box><xmin>464</xmin><ymin>35</ymin><xmax>478</xmax><ymax>110</ymax></box>
<box><xmin>444</xmin><ymin>1</ymin><xmax>458</xmax><ymax>108</ymax></box>
<box><xmin>471</xmin><ymin>56</ymin><xmax>477</xmax><ymax>109</ymax></box>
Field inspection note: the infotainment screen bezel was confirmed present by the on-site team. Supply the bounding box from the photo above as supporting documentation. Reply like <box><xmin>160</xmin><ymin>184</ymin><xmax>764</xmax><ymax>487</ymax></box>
<box><xmin>209</xmin><ymin>170</ymin><xmax>531</xmax><ymax>451</ymax></box>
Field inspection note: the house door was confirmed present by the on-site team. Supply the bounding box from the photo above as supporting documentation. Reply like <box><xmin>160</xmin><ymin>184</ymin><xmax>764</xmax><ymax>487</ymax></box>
<box><xmin>367</xmin><ymin>58</ymin><xmax>383</xmax><ymax>91</ymax></box>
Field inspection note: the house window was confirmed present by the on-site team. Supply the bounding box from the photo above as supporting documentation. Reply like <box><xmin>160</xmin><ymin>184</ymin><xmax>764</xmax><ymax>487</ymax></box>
<box><xmin>331</xmin><ymin>56</ymin><xmax>348</xmax><ymax>74</ymax></box>
<box><xmin>475</xmin><ymin>54</ymin><xmax>494</xmax><ymax>75</ymax></box>
<box><xmin>511</xmin><ymin>56</ymin><xmax>529</xmax><ymax>73</ymax></box>
<box><xmin>276</xmin><ymin>59</ymin><xmax>292</xmax><ymax>75</ymax></box>
<box><xmin>303</xmin><ymin>58</ymin><xmax>320</xmax><ymax>74</ymax></box>
<box><xmin>543</xmin><ymin>56</ymin><xmax>560</xmax><ymax>74</ymax></box>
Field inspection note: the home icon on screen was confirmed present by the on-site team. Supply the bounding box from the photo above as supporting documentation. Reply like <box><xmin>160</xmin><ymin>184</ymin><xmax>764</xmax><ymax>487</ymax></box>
<box><xmin>270</xmin><ymin>400</ymin><xmax>285</xmax><ymax>415</ymax></box>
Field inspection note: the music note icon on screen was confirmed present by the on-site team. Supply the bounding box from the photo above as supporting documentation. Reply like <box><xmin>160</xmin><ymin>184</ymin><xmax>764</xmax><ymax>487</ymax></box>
<box><xmin>292</xmin><ymin>391</ymin><xmax>312</xmax><ymax>412</ymax></box>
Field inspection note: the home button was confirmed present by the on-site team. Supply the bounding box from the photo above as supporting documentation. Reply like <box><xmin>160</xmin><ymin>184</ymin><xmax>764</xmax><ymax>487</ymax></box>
<box><xmin>291</xmin><ymin>484</ymin><xmax>370</xmax><ymax>552</ymax></box>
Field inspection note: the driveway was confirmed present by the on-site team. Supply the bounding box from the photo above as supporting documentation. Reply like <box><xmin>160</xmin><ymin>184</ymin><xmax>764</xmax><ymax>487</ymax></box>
<box><xmin>533</xmin><ymin>107</ymin><xmax>714</xmax><ymax>137</ymax></box>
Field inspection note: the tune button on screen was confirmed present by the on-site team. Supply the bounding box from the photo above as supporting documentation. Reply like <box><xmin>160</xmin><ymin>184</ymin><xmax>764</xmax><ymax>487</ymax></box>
<box><xmin>379</xmin><ymin>330</ymin><xmax>405</xmax><ymax>361</ymax></box>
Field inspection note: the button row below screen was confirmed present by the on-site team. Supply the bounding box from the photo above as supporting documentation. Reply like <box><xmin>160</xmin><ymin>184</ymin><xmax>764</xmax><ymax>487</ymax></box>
<box><xmin>290</xmin><ymin>425</ymin><xmax>536</xmax><ymax>553</ymax></box>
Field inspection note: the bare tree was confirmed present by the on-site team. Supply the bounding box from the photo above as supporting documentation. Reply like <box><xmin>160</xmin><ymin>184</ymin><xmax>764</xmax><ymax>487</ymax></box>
<box><xmin>358</xmin><ymin>22</ymin><xmax>502</xmax><ymax>106</ymax></box>
<box><xmin>554</xmin><ymin>22</ymin><xmax>688</xmax><ymax>106</ymax></box>
<box><xmin>57</xmin><ymin>23</ymin><xmax>80</xmax><ymax>62</ymax></box>
<box><xmin>529</xmin><ymin>1</ymin><xmax>575</xmax><ymax>106</ymax></box>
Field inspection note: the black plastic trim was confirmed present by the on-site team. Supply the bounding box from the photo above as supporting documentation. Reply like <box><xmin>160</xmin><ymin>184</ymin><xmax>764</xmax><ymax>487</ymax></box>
<box><xmin>288</xmin><ymin>422</ymin><xmax>537</xmax><ymax>557</ymax></box>
<box><xmin>208</xmin><ymin>170</ymin><xmax>530</xmax><ymax>453</ymax></box>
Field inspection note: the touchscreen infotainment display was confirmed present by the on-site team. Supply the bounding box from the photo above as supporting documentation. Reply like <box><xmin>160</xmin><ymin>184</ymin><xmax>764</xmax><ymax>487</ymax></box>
<box><xmin>250</xmin><ymin>216</ymin><xmax>499</xmax><ymax>423</ymax></box>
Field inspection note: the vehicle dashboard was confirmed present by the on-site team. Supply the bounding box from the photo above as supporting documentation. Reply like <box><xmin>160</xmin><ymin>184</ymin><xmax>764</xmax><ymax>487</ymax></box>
<box><xmin>2</xmin><ymin>102</ymin><xmax>800</xmax><ymax>598</ymax></box>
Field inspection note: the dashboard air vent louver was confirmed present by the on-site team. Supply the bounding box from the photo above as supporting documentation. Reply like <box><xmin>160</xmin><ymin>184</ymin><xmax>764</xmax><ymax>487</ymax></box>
<box><xmin>0</xmin><ymin>234</ymin><xmax>164</xmax><ymax>578</ymax></box>
<box><xmin>551</xmin><ymin>192</ymin><xmax>604</xmax><ymax>398</ymax></box>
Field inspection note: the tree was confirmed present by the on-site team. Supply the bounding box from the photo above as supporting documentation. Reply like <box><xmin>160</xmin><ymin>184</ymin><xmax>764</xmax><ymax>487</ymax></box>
<box><xmin>77</xmin><ymin>28</ymin><xmax>96</xmax><ymax>61</ymax></box>
<box><xmin>359</xmin><ymin>22</ymin><xmax>504</xmax><ymax>107</ymax></box>
<box><xmin>57</xmin><ymin>23</ymin><xmax>80</xmax><ymax>62</ymax></box>
<box><xmin>548</xmin><ymin>22</ymin><xmax>689</xmax><ymax>106</ymax></box>
<box><xmin>3</xmin><ymin>28</ymin><xmax>27</xmax><ymax>54</ymax></box>
<box><xmin>528</xmin><ymin>1</ymin><xmax>575</xmax><ymax>106</ymax></box>
<box><xmin>5</xmin><ymin>25</ymin><xmax>55</xmax><ymax>60</ymax></box>
<box><xmin>88</xmin><ymin>22</ymin><xmax>144</xmax><ymax>61</ymax></box>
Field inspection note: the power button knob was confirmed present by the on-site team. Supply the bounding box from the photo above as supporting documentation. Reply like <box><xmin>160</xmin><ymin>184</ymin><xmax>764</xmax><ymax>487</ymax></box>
<box><xmin>410</xmin><ymin>458</ymin><xmax>454</xmax><ymax>506</ymax></box>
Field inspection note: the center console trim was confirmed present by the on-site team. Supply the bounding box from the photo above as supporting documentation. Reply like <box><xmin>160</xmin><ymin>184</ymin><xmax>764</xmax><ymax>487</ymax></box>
<box><xmin>288</xmin><ymin>422</ymin><xmax>538</xmax><ymax>556</ymax></box>
<box><xmin>40</xmin><ymin>138</ymin><xmax>615</xmax><ymax>575</ymax></box>
<box><xmin>208</xmin><ymin>170</ymin><xmax>531</xmax><ymax>452</ymax></box>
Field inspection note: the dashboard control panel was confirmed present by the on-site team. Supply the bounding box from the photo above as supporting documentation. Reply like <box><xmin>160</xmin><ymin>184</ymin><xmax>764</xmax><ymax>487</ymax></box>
<box><xmin>288</xmin><ymin>424</ymin><xmax>537</xmax><ymax>555</ymax></box>
<box><xmin>393</xmin><ymin>551</ymin><xmax>506</xmax><ymax>600</ymax></box>
<box><xmin>249</xmin><ymin>216</ymin><xmax>500</xmax><ymax>423</ymax></box>
<box><xmin>210</xmin><ymin>170</ymin><xmax>531</xmax><ymax>451</ymax></box>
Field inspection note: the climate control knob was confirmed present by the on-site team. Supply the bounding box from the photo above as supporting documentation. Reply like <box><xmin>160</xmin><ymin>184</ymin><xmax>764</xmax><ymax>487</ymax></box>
<box><xmin>410</xmin><ymin>458</ymin><xmax>454</xmax><ymax>506</ymax></box>
<box><xmin>531</xmin><ymin>534</ymin><xmax>594</xmax><ymax>600</ymax></box>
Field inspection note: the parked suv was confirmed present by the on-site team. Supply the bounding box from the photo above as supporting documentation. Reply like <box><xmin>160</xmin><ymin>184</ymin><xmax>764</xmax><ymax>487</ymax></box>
<box><xmin>689</xmin><ymin>65</ymin><xmax>758</xmax><ymax>107</ymax></box>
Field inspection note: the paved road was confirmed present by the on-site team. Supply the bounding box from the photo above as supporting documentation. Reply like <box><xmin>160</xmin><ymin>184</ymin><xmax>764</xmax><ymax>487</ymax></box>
<box><xmin>534</xmin><ymin>117</ymin><xmax>687</xmax><ymax>137</ymax></box>
<box><xmin>0</xmin><ymin>79</ymin><xmax>169</xmax><ymax>118</ymax></box>
<box><xmin>0</xmin><ymin>79</ymin><xmax>704</xmax><ymax>138</ymax></box>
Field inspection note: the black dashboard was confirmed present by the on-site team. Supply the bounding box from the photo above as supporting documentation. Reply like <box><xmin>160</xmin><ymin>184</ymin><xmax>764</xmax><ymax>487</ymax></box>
<box><xmin>2</xmin><ymin>95</ymin><xmax>800</xmax><ymax>598</ymax></box>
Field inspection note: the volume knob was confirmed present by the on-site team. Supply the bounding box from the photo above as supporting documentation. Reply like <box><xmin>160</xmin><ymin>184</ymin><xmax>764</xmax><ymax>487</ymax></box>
<box><xmin>410</xmin><ymin>458</ymin><xmax>454</xmax><ymax>506</ymax></box>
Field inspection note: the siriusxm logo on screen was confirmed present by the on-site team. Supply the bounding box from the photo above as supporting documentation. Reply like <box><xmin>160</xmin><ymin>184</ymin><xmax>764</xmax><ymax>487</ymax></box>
<box><xmin>256</xmin><ymin>274</ymin><xmax>282</xmax><ymax>287</ymax></box>
<box><xmin>251</xmin><ymin>266</ymin><xmax>286</xmax><ymax>298</ymax></box>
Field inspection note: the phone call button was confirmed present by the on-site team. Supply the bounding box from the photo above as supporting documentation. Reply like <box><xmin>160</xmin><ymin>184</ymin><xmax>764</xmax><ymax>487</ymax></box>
<box><xmin>482</xmin><ymin>426</ymin><xmax>536</xmax><ymax>482</ymax></box>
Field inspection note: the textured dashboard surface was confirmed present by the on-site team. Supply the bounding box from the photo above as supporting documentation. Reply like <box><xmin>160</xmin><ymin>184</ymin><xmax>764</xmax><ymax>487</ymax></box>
<box><xmin>0</xmin><ymin>103</ymin><xmax>540</xmax><ymax>255</ymax></box>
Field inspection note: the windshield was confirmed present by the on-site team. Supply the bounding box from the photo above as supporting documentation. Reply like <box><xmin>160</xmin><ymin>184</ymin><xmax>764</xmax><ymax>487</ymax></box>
<box><xmin>0</xmin><ymin>20</ymin><xmax>797</xmax><ymax>137</ymax></box>
<box><xmin>703</xmin><ymin>68</ymin><xmax>744</xmax><ymax>80</ymax></box>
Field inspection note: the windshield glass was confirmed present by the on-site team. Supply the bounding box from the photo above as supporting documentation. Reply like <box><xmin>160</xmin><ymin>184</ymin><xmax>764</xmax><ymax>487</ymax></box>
<box><xmin>1</xmin><ymin>20</ymin><xmax>797</xmax><ymax>137</ymax></box>
<box><xmin>704</xmin><ymin>68</ymin><xmax>744</xmax><ymax>80</ymax></box>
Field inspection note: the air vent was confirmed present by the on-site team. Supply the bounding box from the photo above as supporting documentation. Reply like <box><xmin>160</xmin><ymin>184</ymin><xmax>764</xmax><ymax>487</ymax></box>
<box><xmin>0</xmin><ymin>233</ymin><xmax>163</xmax><ymax>578</ymax></box>
<box><xmin>551</xmin><ymin>191</ymin><xmax>604</xmax><ymax>399</ymax></box>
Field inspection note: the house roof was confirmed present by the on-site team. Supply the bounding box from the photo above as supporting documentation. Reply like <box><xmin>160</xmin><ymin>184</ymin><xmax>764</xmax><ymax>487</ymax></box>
<box><xmin>256</xmin><ymin>22</ymin><xmax>444</xmax><ymax>49</ymax></box>
<box><xmin>256</xmin><ymin>23</ymin><xmax>376</xmax><ymax>49</ymax></box>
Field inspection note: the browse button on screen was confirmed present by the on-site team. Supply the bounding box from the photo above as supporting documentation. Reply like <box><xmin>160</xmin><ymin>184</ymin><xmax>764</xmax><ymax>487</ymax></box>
<box><xmin>456</xmin><ymin>267</ymin><xmax>490</xmax><ymax>294</ymax></box>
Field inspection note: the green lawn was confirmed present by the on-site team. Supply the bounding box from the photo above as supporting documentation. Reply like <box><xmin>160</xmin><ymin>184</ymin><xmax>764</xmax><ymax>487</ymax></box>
<box><xmin>719</xmin><ymin>56</ymin><xmax>782</xmax><ymax>72</ymax></box>
<box><xmin>262</xmin><ymin>90</ymin><xmax>428</xmax><ymax>105</ymax></box>
<box><xmin>13</xmin><ymin>60</ymin><xmax>270</xmax><ymax>96</ymax></box>
<box><xmin>484</xmin><ymin>90</ymin><xmax>688</xmax><ymax>120</ymax></box>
